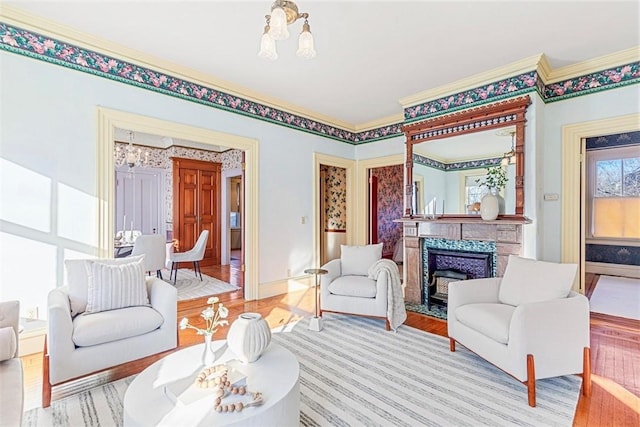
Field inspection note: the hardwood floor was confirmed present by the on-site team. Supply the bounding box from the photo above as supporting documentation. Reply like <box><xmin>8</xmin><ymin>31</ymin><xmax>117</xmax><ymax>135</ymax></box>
<box><xmin>20</xmin><ymin>271</ymin><xmax>639</xmax><ymax>426</ymax></box>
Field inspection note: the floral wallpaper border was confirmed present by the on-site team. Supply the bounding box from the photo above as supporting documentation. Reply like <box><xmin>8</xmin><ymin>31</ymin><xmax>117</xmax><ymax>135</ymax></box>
<box><xmin>413</xmin><ymin>153</ymin><xmax>502</xmax><ymax>171</ymax></box>
<box><xmin>1</xmin><ymin>22</ymin><xmax>638</xmax><ymax>146</ymax></box>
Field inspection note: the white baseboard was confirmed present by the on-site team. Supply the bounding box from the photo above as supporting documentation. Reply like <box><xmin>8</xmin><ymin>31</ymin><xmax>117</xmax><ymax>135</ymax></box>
<box><xmin>19</xmin><ymin>318</ymin><xmax>47</xmax><ymax>356</ymax></box>
<box><xmin>258</xmin><ymin>275</ymin><xmax>313</xmax><ymax>299</ymax></box>
<box><xmin>586</xmin><ymin>261</ymin><xmax>640</xmax><ymax>279</ymax></box>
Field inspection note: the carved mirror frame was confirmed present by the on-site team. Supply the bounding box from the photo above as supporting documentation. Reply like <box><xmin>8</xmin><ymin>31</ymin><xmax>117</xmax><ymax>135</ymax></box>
<box><xmin>401</xmin><ymin>96</ymin><xmax>531</xmax><ymax>217</ymax></box>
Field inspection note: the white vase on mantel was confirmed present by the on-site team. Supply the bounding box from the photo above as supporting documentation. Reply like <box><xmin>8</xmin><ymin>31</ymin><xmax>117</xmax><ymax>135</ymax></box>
<box><xmin>480</xmin><ymin>188</ymin><xmax>500</xmax><ymax>220</ymax></box>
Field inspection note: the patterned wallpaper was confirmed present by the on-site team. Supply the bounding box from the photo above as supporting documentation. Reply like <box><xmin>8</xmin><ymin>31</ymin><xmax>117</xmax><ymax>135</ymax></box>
<box><xmin>586</xmin><ymin>244</ymin><xmax>640</xmax><ymax>266</ymax></box>
<box><xmin>115</xmin><ymin>142</ymin><xmax>242</xmax><ymax>229</ymax></box>
<box><xmin>321</xmin><ymin>165</ymin><xmax>347</xmax><ymax>230</ymax></box>
<box><xmin>586</xmin><ymin>130</ymin><xmax>640</xmax><ymax>150</ymax></box>
<box><xmin>370</xmin><ymin>164</ymin><xmax>403</xmax><ymax>255</ymax></box>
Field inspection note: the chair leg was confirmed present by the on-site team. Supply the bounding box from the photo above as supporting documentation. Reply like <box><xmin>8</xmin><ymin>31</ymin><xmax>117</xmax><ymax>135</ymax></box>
<box><xmin>157</xmin><ymin>269</ymin><xmax>163</xmax><ymax>280</ymax></box>
<box><xmin>195</xmin><ymin>261</ymin><xmax>203</xmax><ymax>280</ymax></box>
<box><xmin>583</xmin><ymin>347</ymin><xmax>592</xmax><ymax>397</ymax></box>
<box><xmin>42</xmin><ymin>338</ymin><xmax>52</xmax><ymax>408</ymax></box>
<box><xmin>527</xmin><ymin>354</ymin><xmax>536</xmax><ymax>407</ymax></box>
<box><xmin>172</xmin><ymin>262</ymin><xmax>177</xmax><ymax>286</ymax></box>
<box><xmin>449</xmin><ymin>338</ymin><xmax>456</xmax><ymax>352</ymax></box>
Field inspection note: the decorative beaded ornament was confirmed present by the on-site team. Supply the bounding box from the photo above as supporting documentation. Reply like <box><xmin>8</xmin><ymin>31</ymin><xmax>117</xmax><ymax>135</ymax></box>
<box><xmin>194</xmin><ymin>364</ymin><xmax>264</xmax><ymax>413</ymax></box>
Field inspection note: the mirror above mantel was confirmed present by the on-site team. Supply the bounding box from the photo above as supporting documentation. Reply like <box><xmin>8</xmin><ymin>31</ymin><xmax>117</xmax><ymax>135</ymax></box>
<box><xmin>402</xmin><ymin>96</ymin><xmax>531</xmax><ymax>218</ymax></box>
<box><xmin>412</xmin><ymin>126</ymin><xmax>517</xmax><ymax>215</ymax></box>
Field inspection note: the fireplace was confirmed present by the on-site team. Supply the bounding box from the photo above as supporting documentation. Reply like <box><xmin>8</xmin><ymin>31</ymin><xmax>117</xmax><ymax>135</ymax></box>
<box><xmin>399</xmin><ymin>218</ymin><xmax>527</xmax><ymax>306</ymax></box>
<box><xmin>424</xmin><ymin>248</ymin><xmax>493</xmax><ymax>308</ymax></box>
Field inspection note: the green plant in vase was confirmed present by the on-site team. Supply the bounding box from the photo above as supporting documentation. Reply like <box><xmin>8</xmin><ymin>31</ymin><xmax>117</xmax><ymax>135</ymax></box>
<box><xmin>476</xmin><ymin>165</ymin><xmax>508</xmax><ymax>193</ymax></box>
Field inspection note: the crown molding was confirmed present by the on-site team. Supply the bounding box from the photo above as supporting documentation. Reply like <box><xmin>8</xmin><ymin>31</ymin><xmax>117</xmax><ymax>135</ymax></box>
<box><xmin>2</xmin><ymin>5</ymin><xmax>638</xmax><ymax>145</ymax></box>
<box><xmin>536</xmin><ymin>53</ymin><xmax>554</xmax><ymax>84</ymax></box>
<box><xmin>0</xmin><ymin>4</ymin><xmax>355</xmax><ymax>132</ymax></box>
<box><xmin>545</xmin><ymin>46</ymin><xmax>640</xmax><ymax>84</ymax></box>
<box><xmin>354</xmin><ymin>113</ymin><xmax>405</xmax><ymax>132</ymax></box>
<box><xmin>399</xmin><ymin>54</ymin><xmax>544</xmax><ymax>108</ymax></box>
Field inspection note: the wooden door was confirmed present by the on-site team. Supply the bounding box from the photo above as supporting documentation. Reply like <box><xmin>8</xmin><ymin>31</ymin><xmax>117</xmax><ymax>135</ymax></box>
<box><xmin>198</xmin><ymin>168</ymin><xmax>220</xmax><ymax>266</ymax></box>
<box><xmin>173</xmin><ymin>158</ymin><xmax>221</xmax><ymax>267</ymax></box>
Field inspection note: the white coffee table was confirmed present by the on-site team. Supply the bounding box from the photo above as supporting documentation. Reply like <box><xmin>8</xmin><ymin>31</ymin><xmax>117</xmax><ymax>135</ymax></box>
<box><xmin>123</xmin><ymin>341</ymin><xmax>300</xmax><ymax>426</ymax></box>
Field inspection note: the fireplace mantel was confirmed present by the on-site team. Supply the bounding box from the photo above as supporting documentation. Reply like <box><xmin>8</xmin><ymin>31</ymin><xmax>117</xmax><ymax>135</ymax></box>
<box><xmin>397</xmin><ymin>216</ymin><xmax>531</xmax><ymax>305</ymax></box>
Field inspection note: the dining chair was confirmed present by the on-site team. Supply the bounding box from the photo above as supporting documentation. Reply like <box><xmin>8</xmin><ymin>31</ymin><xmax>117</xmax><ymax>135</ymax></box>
<box><xmin>169</xmin><ymin>230</ymin><xmax>209</xmax><ymax>285</ymax></box>
<box><xmin>130</xmin><ymin>234</ymin><xmax>167</xmax><ymax>279</ymax></box>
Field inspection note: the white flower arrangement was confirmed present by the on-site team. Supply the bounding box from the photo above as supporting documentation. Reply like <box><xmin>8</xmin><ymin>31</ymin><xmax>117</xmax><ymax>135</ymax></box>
<box><xmin>180</xmin><ymin>296</ymin><xmax>229</xmax><ymax>336</ymax></box>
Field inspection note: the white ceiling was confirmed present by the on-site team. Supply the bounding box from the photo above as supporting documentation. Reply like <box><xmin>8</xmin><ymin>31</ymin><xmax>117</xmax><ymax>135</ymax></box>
<box><xmin>6</xmin><ymin>1</ymin><xmax>639</xmax><ymax>128</ymax></box>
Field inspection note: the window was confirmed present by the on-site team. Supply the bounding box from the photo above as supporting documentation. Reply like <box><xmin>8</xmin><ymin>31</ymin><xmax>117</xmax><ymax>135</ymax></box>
<box><xmin>587</xmin><ymin>145</ymin><xmax>640</xmax><ymax>240</ymax></box>
<box><xmin>465</xmin><ymin>175</ymin><xmax>486</xmax><ymax>207</ymax></box>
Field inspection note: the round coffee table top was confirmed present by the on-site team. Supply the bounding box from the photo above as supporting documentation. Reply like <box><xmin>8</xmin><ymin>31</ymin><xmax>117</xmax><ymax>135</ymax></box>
<box><xmin>123</xmin><ymin>341</ymin><xmax>299</xmax><ymax>426</ymax></box>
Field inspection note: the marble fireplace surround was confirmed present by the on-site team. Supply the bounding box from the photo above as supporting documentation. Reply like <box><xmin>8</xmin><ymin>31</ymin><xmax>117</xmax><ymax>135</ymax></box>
<box><xmin>398</xmin><ymin>216</ymin><xmax>531</xmax><ymax>305</ymax></box>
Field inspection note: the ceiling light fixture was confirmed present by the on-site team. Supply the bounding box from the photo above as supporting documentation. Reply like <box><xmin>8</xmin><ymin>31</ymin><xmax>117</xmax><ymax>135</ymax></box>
<box><xmin>115</xmin><ymin>131</ymin><xmax>149</xmax><ymax>168</ymax></box>
<box><xmin>258</xmin><ymin>0</ymin><xmax>316</xmax><ymax>60</ymax></box>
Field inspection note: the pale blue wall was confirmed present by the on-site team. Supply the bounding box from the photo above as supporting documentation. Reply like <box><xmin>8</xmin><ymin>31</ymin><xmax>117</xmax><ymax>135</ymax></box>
<box><xmin>1</xmin><ymin>49</ymin><xmax>638</xmax><ymax>317</ymax></box>
<box><xmin>0</xmin><ymin>52</ymin><xmax>354</xmax><ymax>314</ymax></box>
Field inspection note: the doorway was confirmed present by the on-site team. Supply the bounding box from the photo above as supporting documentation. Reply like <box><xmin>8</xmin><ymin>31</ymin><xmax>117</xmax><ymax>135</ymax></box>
<box><xmin>228</xmin><ymin>175</ymin><xmax>243</xmax><ymax>269</ymax></box>
<box><xmin>561</xmin><ymin>112</ymin><xmax>639</xmax><ymax>295</ymax></box>
<box><xmin>313</xmin><ymin>153</ymin><xmax>356</xmax><ymax>267</ymax></box>
<box><xmin>97</xmin><ymin>107</ymin><xmax>260</xmax><ymax>300</ymax></box>
<box><xmin>368</xmin><ymin>164</ymin><xmax>404</xmax><ymax>261</ymax></box>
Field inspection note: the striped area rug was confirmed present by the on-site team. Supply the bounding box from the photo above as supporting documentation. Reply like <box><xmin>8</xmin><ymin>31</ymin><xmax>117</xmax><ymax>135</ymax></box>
<box><xmin>24</xmin><ymin>315</ymin><xmax>581</xmax><ymax>426</ymax></box>
<box><xmin>273</xmin><ymin>314</ymin><xmax>581</xmax><ymax>427</ymax></box>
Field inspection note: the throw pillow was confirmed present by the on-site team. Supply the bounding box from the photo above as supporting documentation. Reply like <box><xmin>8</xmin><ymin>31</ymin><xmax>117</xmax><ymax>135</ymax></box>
<box><xmin>498</xmin><ymin>255</ymin><xmax>578</xmax><ymax>306</ymax></box>
<box><xmin>85</xmin><ymin>256</ymin><xmax>149</xmax><ymax>314</ymax></box>
<box><xmin>65</xmin><ymin>256</ymin><xmax>145</xmax><ymax>316</ymax></box>
<box><xmin>340</xmin><ymin>243</ymin><xmax>383</xmax><ymax>276</ymax></box>
<box><xmin>65</xmin><ymin>259</ymin><xmax>93</xmax><ymax>317</ymax></box>
<box><xmin>0</xmin><ymin>326</ymin><xmax>16</xmax><ymax>361</ymax></box>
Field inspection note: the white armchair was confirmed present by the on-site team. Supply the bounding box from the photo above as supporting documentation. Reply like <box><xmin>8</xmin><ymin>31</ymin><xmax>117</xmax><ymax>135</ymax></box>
<box><xmin>0</xmin><ymin>300</ymin><xmax>23</xmax><ymax>427</ymax></box>
<box><xmin>43</xmin><ymin>257</ymin><xmax>177</xmax><ymax>407</ymax></box>
<box><xmin>131</xmin><ymin>234</ymin><xmax>167</xmax><ymax>279</ymax></box>
<box><xmin>320</xmin><ymin>243</ymin><xmax>406</xmax><ymax>331</ymax></box>
<box><xmin>447</xmin><ymin>255</ymin><xmax>591</xmax><ymax>407</ymax></box>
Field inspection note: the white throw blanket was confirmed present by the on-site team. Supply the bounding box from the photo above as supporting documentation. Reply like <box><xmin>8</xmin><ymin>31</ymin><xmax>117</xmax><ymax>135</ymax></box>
<box><xmin>368</xmin><ymin>259</ymin><xmax>407</xmax><ymax>331</ymax></box>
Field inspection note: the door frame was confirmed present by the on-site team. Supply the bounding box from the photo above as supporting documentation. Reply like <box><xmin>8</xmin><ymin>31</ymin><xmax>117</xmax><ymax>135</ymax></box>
<box><xmin>96</xmin><ymin>107</ymin><xmax>260</xmax><ymax>300</ymax></box>
<box><xmin>355</xmin><ymin>154</ymin><xmax>404</xmax><ymax>245</ymax></box>
<box><xmin>561</xmin><ymin>112</ymin><xmax>639</xmax><ymax>292</ymax></box>
<box><xmin>312</xmin><ymin>153</ymin><xmax>356</xmax><ymax>268</ymax></box>
<box><xmin>221</xmin><ymin>168</ymin><xmax>243</xmax><ymax>266</ymax></box>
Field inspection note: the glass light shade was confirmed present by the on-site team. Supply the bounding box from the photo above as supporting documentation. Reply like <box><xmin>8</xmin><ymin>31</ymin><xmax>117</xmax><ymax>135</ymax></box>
<box><xmin>258</xmin><ymin>33</ymin><xmax>278</xmax><ymax>60</ymax></box>
<box><xmin>296</xmin><ymin>30</ymin><xmax>316</xmax><ymax>59</ymax></box>
<box><xmin>268</xmin><ymin>7</ymin><xmax>289</xmax><ymax>40</ymax></box>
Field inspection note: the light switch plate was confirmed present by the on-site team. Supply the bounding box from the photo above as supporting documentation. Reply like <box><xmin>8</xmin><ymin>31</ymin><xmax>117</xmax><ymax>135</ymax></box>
<box><xmin>544</xmin><ymin>193</ymin><xmax>559</xmax><ymax>201</ymax></box>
